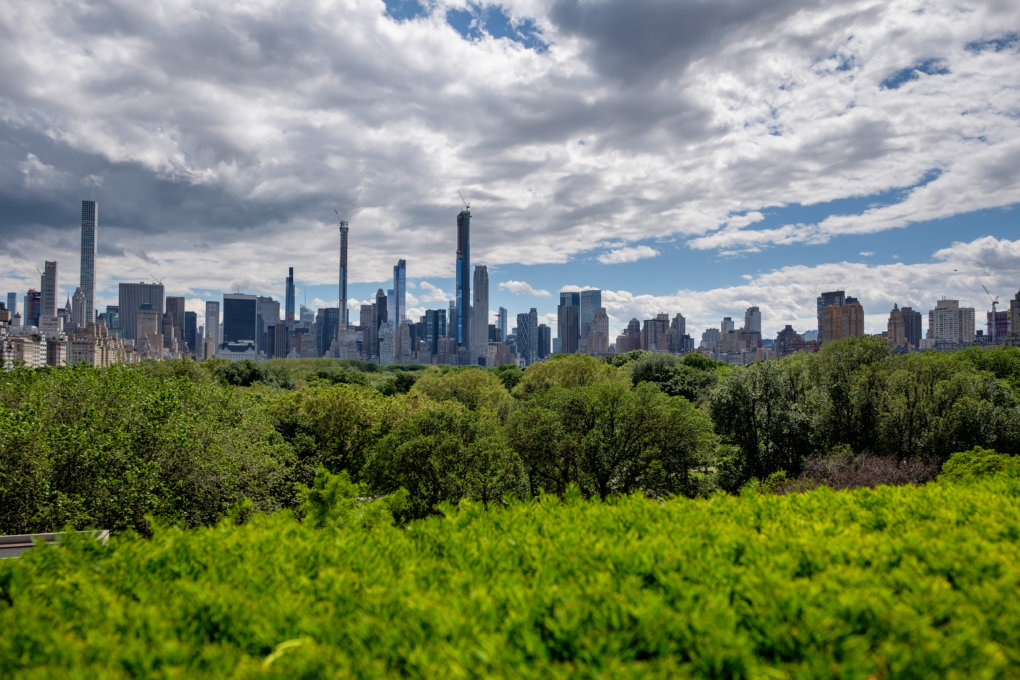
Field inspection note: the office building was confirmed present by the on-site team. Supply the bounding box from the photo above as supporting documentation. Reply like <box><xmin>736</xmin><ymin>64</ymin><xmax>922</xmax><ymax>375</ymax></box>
<box><xmin>721</xmin><ymin>316</ymin><xmax>735</xmax><ymax>335</ymax></box>
<box><xmin>642</xmin><ymin>314</ymin><xmax>670</xmax><ymax>352</ymax></box>
<box><xmin>256</xmin><ymin>296</ymin><xmax>280</xmax><ymax>353</ymax></box>
<box><xmin>118</xmin><ymin>282</ymin><xmax>165</xmax><ymax>342</ymax></box>
<box><xmin>223</xmin><ymin>294</ymin><xmax>258</xmax><ymax>347</ymax></box>
<box><xmin>70</xmin><ymin>288</ymin><xmax>85</xmax><ymax>330</ymax></box>
<box><xmin>616</xmin><ymin>318</ymin><xmax>642</xmax><ymax>353</ymax></box>
<box><xmin>471</xmin><ymin>265</ymin><xmax>488</xmax><ymax>363</ymax></box>
<box><xmin>41</xmin><ymin>261</ymin><xmax>58</xmax><ymax>320</ymax></box>
<box><xmin>165</xmin><ymin>296</ymin><xmax>185</xmax><ymax>349</ymax></box>
<box><xmin>424</xmin><ymin>308</ymin><xmax>446</xmax><ymax>356</ymax></box>
<box><xmin>316</xmin><ymin>307</ymin><xmax>340</xmax><ymax>357</ymax></box>
<box><xmin>80</xmin><ymin>200</ymin><xmax>97</xmax><ymax>324</ymax></box>
<box><xmin>338</xmin><ymin>219</ymin><xmax>349</xmax><ymax>328</ymax></box>
<box><xmin>5</xmin><ymin>293</ymin><xmax>15</xmax><ymax>317</ymax></box>
<box><xmin>455</xmin><ymin>208</ymin><xmax>471</xmax><ymax>348</ymax></box>
<box><xmin>184</xmin><ymin>311</ymin><xmax>197</xmax><ymax>355</ymax></box>
<box><xmin>204</xmin><ymin>301</ymin><xmax>220</xmax><ymax>358</ymax></box>
<box><xmin>1011</xmin><ymin>289</ymin><xmax>1020</xmax><ymax>344</ymax></box>
<box><xmin>374</xmin><ymin>288</ymin><xmax>387</xmax><ymax>329</ymax></box>
<box><xmin>557</xmin><ymin>292</ymin><xmax>580</xmax><ymax>354</ymax></box>
<box><xmin>517</xmin><ymin>309</ymin><xmax>538</xmax><ymax>366</ymax></box>
<box><xmin>537</xmin><ymin>323</ymin><xmax>551</xmax><ymax>360</ymax></box>
<box><xmin>579</xmin><ymin>289</ymin><xmax>602</xmax><ymax>347</ymax></box>
<box><xmin>590</xmin><ymin>308</ymin><xmax>610</xmax><ymax>355</ymax></box>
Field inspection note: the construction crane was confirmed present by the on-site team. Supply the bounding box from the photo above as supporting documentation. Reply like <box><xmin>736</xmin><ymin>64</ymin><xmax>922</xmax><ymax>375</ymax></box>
<box><xmin>983</xmin><ymin>285</ymin><xmax>1000</xmax><ymax>343</ymax></box>
<box><xmin>458</xmin><ymin>190</ymin><xmax>470</xmax><ymax>211</ymax></box>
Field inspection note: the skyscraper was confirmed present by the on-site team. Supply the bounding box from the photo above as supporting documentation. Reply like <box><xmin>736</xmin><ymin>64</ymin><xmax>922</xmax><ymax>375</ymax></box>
<box><xmin>928</xmin><ymin>298</ymin><xmax>975</xmax><ymax>344</ymax></box>
<box><xmin>39</xmin><ymin>260</ymin><xmax>58</xmax><ymax>321</ymax></box>
<box><xmin>223</xmin><ymin>294</ymin><xmax>258</xmax><ymax>345</ymax></box>
<box><xmin>393</xmin><ymin>259</ymin><xmax>406</xmax><ymax>324</ymax></box>
<box><xmin>205</xmin><ymin>301</ymin><xmax>220</xmax><ymax>358</ymax></box>
<box><xmin>887</xmin><ymin>305</ymin><xmax>907</xmax><ymax>350</ymax></box>
<box><xmin>80</xmin><ymin>200</ymin><xmax>97</xmax><ymax>324</ymax></box>
<box><xmin>557</xmin><ymin>292</ymin><xmax>580</xmax><ymax>354</ymax></box>
<box><xmin>24</xmin><ymin>289</ymin><xmax>41</xmax><ymax>327</ymax></box>
<box><xmin>5</xmin><ymin>293</ymin><xmax>16</xmax><ymax>317</ymax></box>
<box><xmin>900</xmin><ymin>306</ymin><xmax>922</xmax><ymax>348</ymax></box>
<box><xmin>517</xmin><ymin>308</ymin><xmax>538</xmax><ymax>366</ymax></box>
<box><xmin>338</xmin><ymin>219</ymin><xmax>349</xmax><ymax>328</ymax></box>
<box><xmin>497</xmin><ymin>307</ymin><xmax>508</xmax><ymax>342</ymax></box>
<box><xmin>425</xmin><ymin>308</ymin><xmax>447</xmax><ymax>356</ymax></box>
<box><xmin>579</xmin><ymin>289</ymin><xmax>602</xmax><ymax>342</ymax></box>
<box><xmin>118</xmin><ymin>282</ymin><xmax>165</xmax><ymax>341</ymax></box>
<box><xmin>285</xmin><ymin>267</ymin><xmax>295</xmax><ymax>332</ymax></box>
<box><xmin>744</xmin><ymin>306</ymin><xmax>761</xmax><ymax>333</ymax></box>
<box><xmin>471</xmin><ymin>265</ymin><xmax>488</xmax><ymax>363</ymax></box>
<box><xmin>184</xmin><ymin>311</ymin><xmax>197</xmax><ymax>355</ymax></box>
<box><xmin>455</xmin><ymin>208</ymin><xmax>471</xmax><ymax>348</ymax></box>
<box><xmin>817</xmin><ymin>290</ymin><xmax>845</xmax><ymax>337</ymax></box>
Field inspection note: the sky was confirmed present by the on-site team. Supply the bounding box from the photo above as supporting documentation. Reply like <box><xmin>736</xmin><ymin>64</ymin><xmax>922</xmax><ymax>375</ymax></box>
<box><xmin>1</xmin><ymin>0</ymin><xmax>1019</xmax><ymax>341</ymax></box>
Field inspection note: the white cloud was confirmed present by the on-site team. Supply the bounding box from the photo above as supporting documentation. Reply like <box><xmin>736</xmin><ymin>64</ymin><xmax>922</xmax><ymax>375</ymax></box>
<box><xmin>417</xmin><ymin>281</ymin><xmax>449</xmax><ymax>303</ymax></box>
<box><xmin>499</xmin><ymin>280</ymin><xmax>551</xmax><ymax>297</ymax></box>
<box><xmin>597</xmin><ymin>245</ymin><xmax>661</xmax><ymax>264</ymax></box>
<box><xmin>859</xmin><ymin>251</ymin><xmax>874</xmax><ymax>257</ymax></box>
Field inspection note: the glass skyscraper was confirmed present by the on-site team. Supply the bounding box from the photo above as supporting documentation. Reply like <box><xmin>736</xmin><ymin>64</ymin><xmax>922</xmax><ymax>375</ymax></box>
<box><xmin>393</xmin><ymin>259</ymin><xmax>406</xmax><ymax>324</ymax></box>
<box><xmin>80</xmin><ymin>200</ymin><xmax>97</xmax><ymax>325</ymax></box>
<box><xmin>455</xmin><ymin>209</ymin><xmax>470</xmax><ymax>348</ymax></box>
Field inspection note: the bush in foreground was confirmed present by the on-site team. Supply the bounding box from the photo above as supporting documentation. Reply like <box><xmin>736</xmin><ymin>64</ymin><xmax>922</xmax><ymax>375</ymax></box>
<box><xmin>2</xmin><ymin>476</ymin><xmax>1019</xmax><ymax>678</ymax></box>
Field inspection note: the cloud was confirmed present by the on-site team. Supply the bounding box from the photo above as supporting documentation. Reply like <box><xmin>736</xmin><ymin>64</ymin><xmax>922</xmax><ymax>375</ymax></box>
<box><xmin>499</xmin><ymin>280</ymin><xmax>552</xmax><ymax>297</ymax></box>
<box><xmin>597</xmin><ymin>245</ymin><xmax>660</xmax><ymax>264</ymax></box>
<box><xmin>859</xmin><ymin>251</ymin><xmax>874</xmax><ymax>257</ymax></box>
<box><xmin>417</xmin><ymin>281</ymin><xmax>449</xmax><ymax>303</ymax></box>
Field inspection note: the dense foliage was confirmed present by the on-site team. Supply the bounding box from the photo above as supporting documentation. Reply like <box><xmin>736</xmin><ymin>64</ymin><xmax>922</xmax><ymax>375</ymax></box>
<box><xmin>1</xmin><ymin>341</ymin><xmax>1019</xmax><ymax>534</ymax></box>
<box><xmin>2</xmin><ymin>474</ymin><xmax>1019</xmax><ymax>678</ymax></box>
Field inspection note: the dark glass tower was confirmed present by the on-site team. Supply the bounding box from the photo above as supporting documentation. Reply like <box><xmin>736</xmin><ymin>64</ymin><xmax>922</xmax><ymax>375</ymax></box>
<box><xmin>456</xmin><ymin>209</ymin><xmax>470</xmax><ymax>348</ymax></box>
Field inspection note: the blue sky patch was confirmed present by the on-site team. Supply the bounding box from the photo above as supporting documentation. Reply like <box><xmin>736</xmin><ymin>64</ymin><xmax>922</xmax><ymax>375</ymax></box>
<box><xmin>965</xmin><ymin>33</ymin><xmax>1019</xmax><ymax>53</ymax></box>
<box><xmin>383</xmin><ymin>0</ymin><xmax>428</xmax><ymax>22</ymax></box>
<box><xmin>880</xmin><ymin>58</ymin><xmax>950</xmax><ymax>90</ymax></box>
<box><xmin>446</xmin><ymin>3</ymin><xmax>547</xmax><ymax>51</ymax></box>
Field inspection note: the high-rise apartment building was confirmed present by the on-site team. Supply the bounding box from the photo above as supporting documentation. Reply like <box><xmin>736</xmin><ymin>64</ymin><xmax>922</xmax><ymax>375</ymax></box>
<box><xmin>204</xmin><ymin>301</ymin><xmax>220</xmax><ymax>358</ymax></box>
<box><xmin>70</xmin><ymin>288</ymin><xmax>85</xmax><ymax>330</ymax></box>
<box><xmin>118</xmin><ymin>282</ymin><xmax>165</xmax><ymax>342</ymax></box>
<box><xmin>821</xmin><ymin>297</ymin><xmax>864</xmax><ymax>343</ymax></box>
<box><xmin>590</xmin><ymin>308</ymin><xmax>610</xmax><ymax>355</ymax></box>
<box><xmin>80</xmin><ymin>200</ymin><xmax>97</xmax><ymax>325</ymax></box>
<box><xmin>455</xmin><ymin>208</ymin><xmax>471</xmax><ymax>348</ymax></box>
<box><xmin>900</xmin><ymin>306</ymin><xmax>922</xmax><ymax>348</ymax></box>
<box><xmin>471</xmin><ymin>265</ymin><xmax>488</xmax><ymax>363</ymax></box>
<box><xmin>721</xmin><ymin>316</ymin><xmax>735</xmax><ymax>335</ymax></box>
<box><xmin>927</xmin><ymin>298</ymin><xmax>975</xmax><ymax>344</ymax></box>
<box><xmin>817</xmin><ymin>290</ymin><xmax>845</xmax><ymax>337</ymax></box>
<box><xmin>887</xmin><ymin>305</ymin><xmax>907</xmax><ymax>350</ymax></box>
<box><xmin>744</xmin><ymin>306</ymin><xmax>761</xmax><ymax>333</ymax></box>
<box><xmin>41</xmin><ymin>261</ymin><xmax>58</xmax><ymax>320</ymax></box>
<box><xmin>393</xmin><ymin>259</ymin><xmax>406</xmax><ymax>324</ymax></box>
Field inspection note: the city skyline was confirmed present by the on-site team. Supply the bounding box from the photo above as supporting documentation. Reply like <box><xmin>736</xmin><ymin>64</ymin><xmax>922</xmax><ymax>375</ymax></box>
<box><xmin>1</xmin><ymin>1</ymin><xmax>1019</xmax><ymax>339</ymax></box>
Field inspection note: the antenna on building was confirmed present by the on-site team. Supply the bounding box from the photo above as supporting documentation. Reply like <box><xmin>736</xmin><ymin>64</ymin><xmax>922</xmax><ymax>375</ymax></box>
<box><xmin>458</xmin><ymin>190</ymin><xmax>470</xmax><ymax>211</ymax></box>
<box><xmin>150</xmin><ymin>273</ymin><xmax>164</xmax><ymax>286</ymax></box>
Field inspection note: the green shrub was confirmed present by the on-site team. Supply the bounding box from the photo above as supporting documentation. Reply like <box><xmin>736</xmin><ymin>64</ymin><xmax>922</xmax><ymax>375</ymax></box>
<box><xmin>940</xmin><ymin>446</ymin><xmax>1020</xmax><ymax>481</ymax></box>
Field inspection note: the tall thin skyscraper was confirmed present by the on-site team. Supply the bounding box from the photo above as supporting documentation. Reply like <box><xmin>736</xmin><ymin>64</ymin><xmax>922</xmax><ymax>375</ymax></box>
<box><xmin>471</xmin><ymin>265</ymin><xmax>488</xmax><ymax>362</ymax></box>
<box><xmin>393</xmin><ymin>259</ymin><xmax>406</xmax><ymax>324</ymax></box>
<box><xmin>338</xmin><ymin>219</ymin><xmax>349</xmax><ymax>328</ymax></box>
<box><xmin>205</xmin><ymin>301</ymin><xmax>220</xmax><ymax>358</ymax></box>
<box><xmin>285</xmin><ymin>267</ymin><xmax>295</xmax><ymax>331</ymax></box>
<box><xmin>5</xmin><ymin>292</ymin><xmax>16</xmax><ymax>317</ymax></box>
<box><xmin>497</xmin><ymin>307</ymin><xmax>508</xmax><ymax>341</ymax></box>
<box><xmin>80</xmin><ymin>200</ymin><xmax>97</xmax><ymax>324</ymax></box>
<box><xmin>40</xmin><ymin>261</ymin><xmax>58</xmax><ymax>319</ymax></box>
<box><xmin>455</xmin><ymin>208</ymin><xmax>471</xmax><ymax>347</ymax></box>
